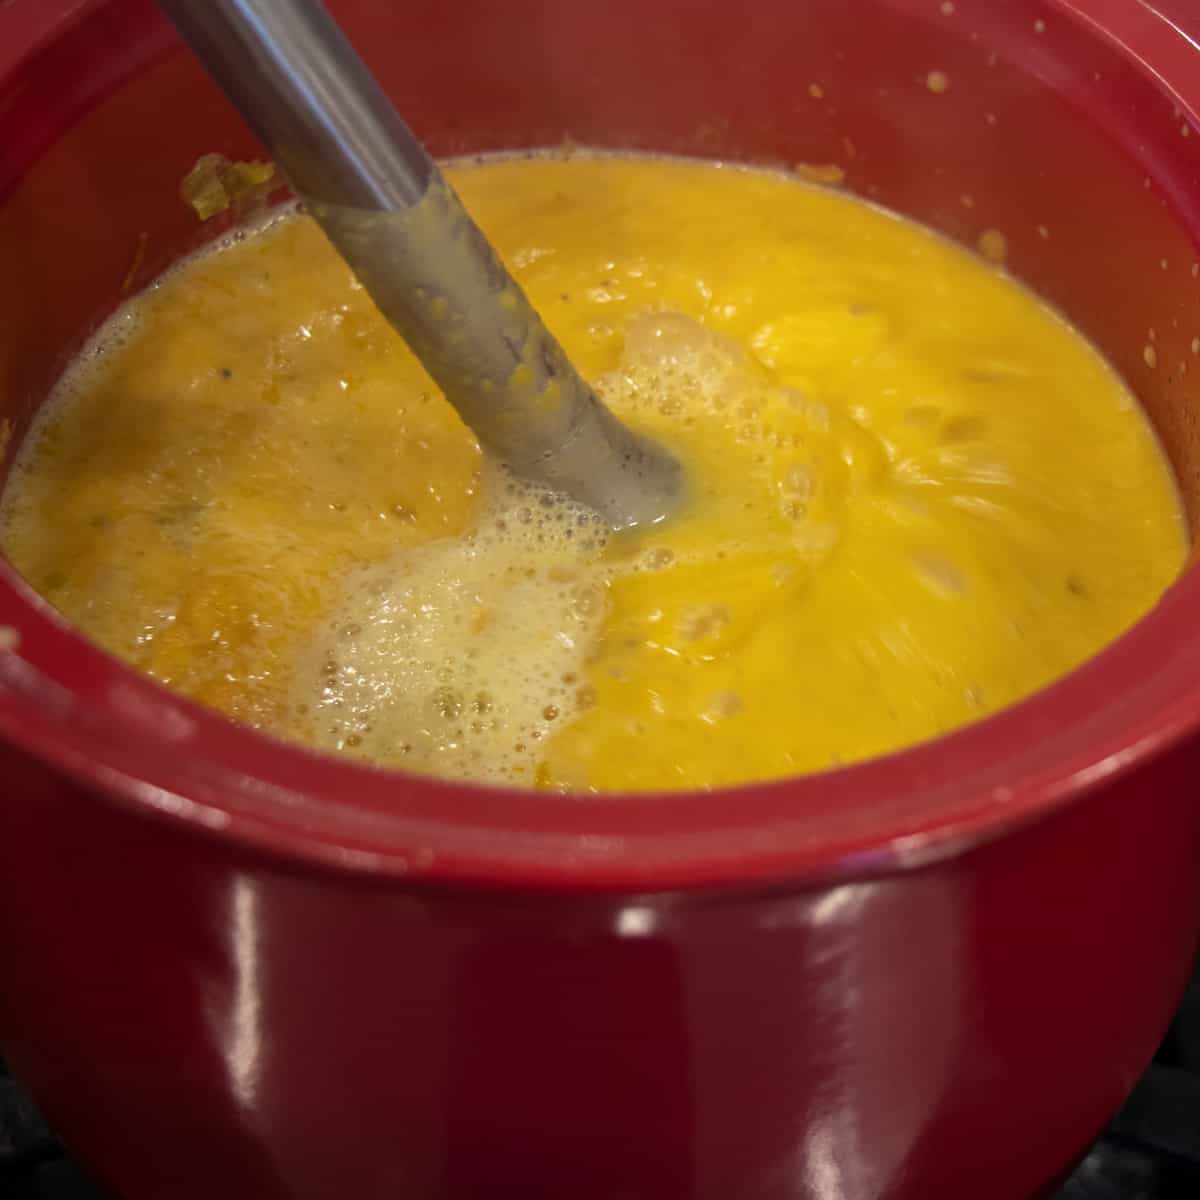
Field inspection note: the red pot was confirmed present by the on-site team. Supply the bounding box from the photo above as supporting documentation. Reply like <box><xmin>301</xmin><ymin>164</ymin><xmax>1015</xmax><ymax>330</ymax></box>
<box><xmin>2</xmin><ymin>1</ymin><xmax>1200</xmax><ymax>1197</ymax></box>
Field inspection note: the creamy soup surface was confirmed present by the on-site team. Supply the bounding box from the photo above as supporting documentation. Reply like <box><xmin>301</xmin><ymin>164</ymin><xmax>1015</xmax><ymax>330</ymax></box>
<box><xmin>0</xmin><ymin>155</ymin><xmax>1186</xmax><ymax>791</ymax></box>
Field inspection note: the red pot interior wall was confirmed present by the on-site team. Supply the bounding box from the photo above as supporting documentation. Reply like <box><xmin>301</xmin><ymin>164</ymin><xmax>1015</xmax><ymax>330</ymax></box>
<box><xmin>2</xmin><ymin>0</ymin><xmax>1199</xmax><ymax>530</ymax></box>
<box><xmin>2</xmin><ymin>13</ymin><xmax>1200</xmax><ymax>1194</ymax></box>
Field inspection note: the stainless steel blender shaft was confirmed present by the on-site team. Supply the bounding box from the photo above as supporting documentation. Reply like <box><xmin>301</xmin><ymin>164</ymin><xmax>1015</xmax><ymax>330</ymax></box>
<box><xmin>158</xmin><ymin>0</ymin><xmax>682</xmax><ymax>529</ymax></box>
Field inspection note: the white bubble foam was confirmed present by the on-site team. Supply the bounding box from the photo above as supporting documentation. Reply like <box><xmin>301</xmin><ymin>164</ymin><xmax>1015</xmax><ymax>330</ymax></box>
<box><xmin>603</xmin><ymin>310</ymin><xmax>773</xmax><ymax>425</ymax></box>
<box><xmin>288</xmin><ymin>463</ymin><xmax>611</xmax><ymax>784</ymax></box>
<box><xmin>286</xmin><ymin>309</ymin><xmax>857</xmax><ymax>782</ymax></box>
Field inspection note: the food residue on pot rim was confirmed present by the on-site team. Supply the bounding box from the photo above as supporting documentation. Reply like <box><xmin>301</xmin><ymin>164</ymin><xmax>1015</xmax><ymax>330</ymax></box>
<box><xmin>977</xmin><ymin>228</ymin><xmax>1008</xmax><ymax>264</ymax></box>
<box><xmin>181</xmin><ymin>154</ymin><xmax>277</xmax><ymax>222</ymax></box>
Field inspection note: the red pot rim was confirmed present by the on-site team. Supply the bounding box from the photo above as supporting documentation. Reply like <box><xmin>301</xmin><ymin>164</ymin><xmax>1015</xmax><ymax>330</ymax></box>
<box><xmin>1</xmin><ymin>0</ymin><xmax>1198</xmax><ymax>893</ymax></box>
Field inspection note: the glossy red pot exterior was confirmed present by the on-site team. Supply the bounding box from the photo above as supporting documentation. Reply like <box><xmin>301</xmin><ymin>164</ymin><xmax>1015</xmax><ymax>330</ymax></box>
<box><xmin>2</xmin><ymin>2</ymin><xmax>1200</xmax><ymax>1198</ymax></box>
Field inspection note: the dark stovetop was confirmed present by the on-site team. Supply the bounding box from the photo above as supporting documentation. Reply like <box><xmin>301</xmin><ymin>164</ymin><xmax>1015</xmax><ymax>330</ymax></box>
<box><xmin>3</xmin><ymin>966</ymin><xmax>1200</xmax><ymax>1199</ymax></box>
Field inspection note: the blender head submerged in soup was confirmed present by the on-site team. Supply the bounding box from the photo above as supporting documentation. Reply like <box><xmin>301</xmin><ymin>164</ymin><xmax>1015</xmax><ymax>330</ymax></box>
<box><xmin>0</xmin><ymin>155</ymin><xmax>1185</xmax><ymax>791</ymax></box>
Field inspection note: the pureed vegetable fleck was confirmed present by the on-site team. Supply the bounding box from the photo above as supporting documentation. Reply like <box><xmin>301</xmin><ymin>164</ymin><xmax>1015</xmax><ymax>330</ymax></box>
<box><xmin>0</xmin><ymin>154</ymin><xmax>1185</xmax><ymax>791</ymax></box>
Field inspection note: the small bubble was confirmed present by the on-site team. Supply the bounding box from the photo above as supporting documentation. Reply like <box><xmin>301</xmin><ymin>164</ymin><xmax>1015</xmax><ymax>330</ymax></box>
<box><xmin>1144</xmin><ymin>344</ymin><xmax>1159</xmax><ymax>369</ymax></box>
<box><xmin>543</xmin><ymin>704</ymin><xmax>560</xmax><ymax>721</ymax></box>
<box><xmin>571</xmin><ymin>586</ymin><xmax>601</xmax><ymax>620</ymax></box>
<box><xmin>925</xmin><ymin>70</ymin><xmax>950</xmax><ymax>95</ymax></box>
